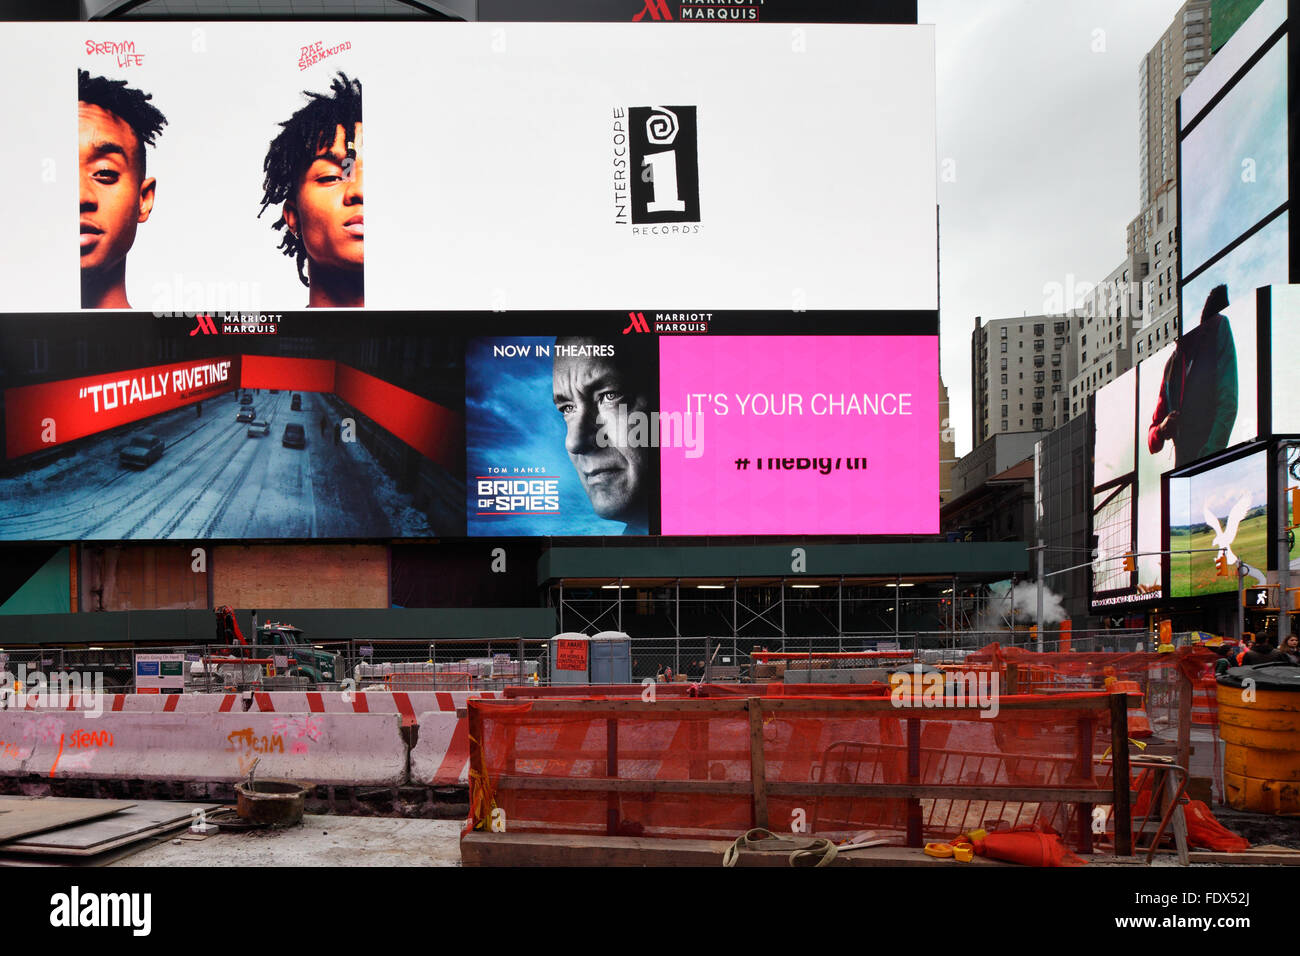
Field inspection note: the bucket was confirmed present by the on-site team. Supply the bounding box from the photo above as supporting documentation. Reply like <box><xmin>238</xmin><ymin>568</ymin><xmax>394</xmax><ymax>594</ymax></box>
<box><xmin>1216</xmin><ymin>663</ymin><xmax>1300</xmax><ymax>815</ymax></box>
<box><xmin>235</xmin><ymin>779</ymin><xmax>312</xmax><ymax>827</ymax></box>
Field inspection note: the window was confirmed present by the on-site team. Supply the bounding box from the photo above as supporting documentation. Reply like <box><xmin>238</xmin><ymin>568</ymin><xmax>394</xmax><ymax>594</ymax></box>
<box><xmin>1052</xmin><ymin>370</ymin><xmax>1061</xmax><ymax>382</ymax></box>
<box><xmin>1055</xmin><ymin>337</ymin><xmax>1066</xmax><ymax>349</ymax></box>
<box><xmin>1001</xmin><ymin>358</ymin><xmax>1007</xmax><ymax>370</ymax></box>
<box><xmin>1000</xmin><ymin>405</ymin><xmax>1008</xmax><ymax>417</ymax></box>
<box><xmin>1034</xmin><ymin>371</ymin><xmax>1045</xmax><ymax>384</ymax></box>
<box><xmin>1033</xmin><ymin>324</ymin><xmax>1044</xmax><ymax>336</ymax></box>
<box><xmin>1052</xmin><ymin>385</ymin><xmax>1061</xmax><ymax>394</ymax></box>
<box><xmin>1154</xmin><ymin>241</ymin><xmax>1161</xmax><ymax>255</ymax></box>
<box><xmin>1001</xmin><ymin>420</ymin><xmax>1008</xmax><ymax>432</ymax></box>
<box><xmin>1034</xmin><ymin>387</ymin><xmax>1044</xmax><ymax>399</ymax></box>
<box><xmin>1000</xmin><ymin>327</ymin><xmax>1008</xmax><ymax>338</ymax></box>
<box><xmin>1106</xmin><ymin>361</ymin><xmax>1113</xmax><ymax>374</ymax></box>
<box><xmin>1081</xmin><ymin>334</ymin><xmax>1087</xmax><ymax>347</ymax></box>
<box><xmin>1052</xmin><ymin>354</ymin><xmax>1061</xmax><ymax>366</ymax></box>
<box><xmin>1033</xmin><ymin>418</ymin><xmax>1043</xmax><ymax>430</ymax></box>
<box><xmin>1001</xmin><ymin>342</ymin><xmax>1007</xmax><ymax>353</ymax></box>
<box><xmin>1034</xmin><ymin>340</ymin><xmax>1044</xmax><ymax>352</ymax></box>
<box><xmin>1000</xmin><ymin>374</ymin><xmax>1007</xmax><ymax>384</ymax></box>
<box><xmin>1054</xmin><ymin>322</ymin><xmax>1066</xmax><ymax>335</ymax></box>
<box><xmin>1001</xmin><ymin>389</ymin><xmax>1007</xmax><ymax>400</ymax></box>
<box><xmin>1032</xmin><ymin>403</ymin><xmax>1043</xmax><ymax>415</ymax></box>
<box><xmin>1034</xmin><ymin>356</ymin><xmax>1044</xmax><ymax>368</ymax></box>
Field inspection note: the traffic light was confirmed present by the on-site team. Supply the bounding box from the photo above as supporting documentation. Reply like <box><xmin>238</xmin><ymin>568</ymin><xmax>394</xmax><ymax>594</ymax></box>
<box><xmin>1215</xmin><ymin>554</ymin><xmax>1229</xmax><ymax>576</ymax></box>
<box><xmin>1123</xmin><ymin>553</ymin><xmax>1136</xmax><ymax>573</ymax></box>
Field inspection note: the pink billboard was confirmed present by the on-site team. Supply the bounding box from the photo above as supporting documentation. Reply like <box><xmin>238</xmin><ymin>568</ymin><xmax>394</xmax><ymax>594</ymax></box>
<box><xmin>659</xmin><ymin>336</ymin><xmax>938</xmax><ymax>535</ymax></box>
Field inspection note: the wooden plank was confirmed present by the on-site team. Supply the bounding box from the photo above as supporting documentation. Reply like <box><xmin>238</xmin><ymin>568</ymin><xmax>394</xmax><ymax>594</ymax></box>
<box><xmin>1166</xmin><ymin>772</ymin><xmax>1190</xmax><ymax>867</ymax></box>
<box><xmin>474</xmin><ymin>695</ymin><xmax>1109</xmax><ymax>715</ymax></box>
<box><xmin>748</xmin><ymin>699</ymin><xmax>768</xmax><ymax>829</ymax></box>
<box><xmin>459</xmin><ymin>832</ymin><xmax>1014</xmax><ymax>868</ymax></box>
<box><xmin>496</xmin><ymin>776</ymin><xmax>752</xmax><ymax>795</ymax></box>
<box><xmin>491</xmin><ymin>774</ymin><xmax>1109</xmax><ymax>804</ymax></box>
<box><xmin>1177</xmin><ymin>671</ymin><xmax>1193</xmax><ymax>776</ymax></box>
<box><xmin>1110</xmin><ymin>693</ymin><xmax>1132</xmax><ymax>856</ymax></box>
<box><xmin>1188</xmin><ymin>849</ymin><xmax>1300</xmax><ymax>866</ymax></box>
<box><xmin>0</xmin><ymin>797</ymin><xmax>135</xmax><ymax>844</ymax></box>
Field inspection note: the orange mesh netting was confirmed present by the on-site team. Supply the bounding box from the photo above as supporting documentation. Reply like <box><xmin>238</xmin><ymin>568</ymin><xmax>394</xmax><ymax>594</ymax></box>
<box><xmin>467</xmin><ymin>694</ymin><xmax>1118</xmax><ymax>847</ymax></box>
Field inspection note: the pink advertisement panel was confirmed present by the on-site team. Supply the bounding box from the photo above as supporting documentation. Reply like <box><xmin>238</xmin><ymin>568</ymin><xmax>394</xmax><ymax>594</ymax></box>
<box><xmin>659</xmin><ymin>336</ymin><xmax>938</xmax><ymax>535</ymax></box>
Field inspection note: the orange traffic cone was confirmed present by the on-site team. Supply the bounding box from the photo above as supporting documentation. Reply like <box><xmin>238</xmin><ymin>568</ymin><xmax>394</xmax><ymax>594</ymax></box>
<box><xmin>1110</xmin><ymin>680</ymin><xmax>1153</xmax><ymax>738</ymax></box>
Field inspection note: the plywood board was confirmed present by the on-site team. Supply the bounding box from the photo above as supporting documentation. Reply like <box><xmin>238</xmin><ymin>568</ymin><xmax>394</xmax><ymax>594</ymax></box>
<box><xmin>1</xmin><ymin>801</ymin><xmax>222</xmax><ymax>856</ymax></box>
<box><xmin>0</xmin><ymin>797</ymin><xmax>134</xmax><ymax>843</ymax></box>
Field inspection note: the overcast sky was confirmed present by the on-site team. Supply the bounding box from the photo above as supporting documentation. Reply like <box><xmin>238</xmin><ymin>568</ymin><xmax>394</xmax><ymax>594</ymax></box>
<box><xmin>919</xmin><ymin>0</ymin><xmax>1190</xmax><ymax>456</ymax></box>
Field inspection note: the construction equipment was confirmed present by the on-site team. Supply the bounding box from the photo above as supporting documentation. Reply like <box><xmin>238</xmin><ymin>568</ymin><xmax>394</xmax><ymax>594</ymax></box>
<box><xmin>213</xmin><ymin>606</ymin><xmax>340</xmax><ymax>685</ymax></box>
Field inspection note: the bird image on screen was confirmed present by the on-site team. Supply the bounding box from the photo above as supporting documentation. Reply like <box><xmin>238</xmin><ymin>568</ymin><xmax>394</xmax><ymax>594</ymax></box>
<box><xmin>1206</xmin><ymin>494</ymin><xmax>1251</xmax><ymax>569</ymax></box>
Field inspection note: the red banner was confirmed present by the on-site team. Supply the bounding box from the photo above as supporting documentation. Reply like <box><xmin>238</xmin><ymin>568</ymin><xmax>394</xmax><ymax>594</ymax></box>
<box><xmin>5</xmin><ymin>357</ymin><xmax>238</xmax><ymax>459</ymax></box>
<box><xmin>334</xmin><ymin>364</ymin><xmax>463</xmax><ymax>470</ymax></box>
<box><xmin>239</xmin><ymin>355</ymin><xmax>336</xmax><ymax>393</ymax></box>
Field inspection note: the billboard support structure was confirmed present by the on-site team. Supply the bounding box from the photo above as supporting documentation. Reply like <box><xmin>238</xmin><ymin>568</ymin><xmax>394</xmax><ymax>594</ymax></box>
<box><xmin>1279</xmin><ymin>441</ymin><xmax>1296</xmax><ymax>645</ymax></box>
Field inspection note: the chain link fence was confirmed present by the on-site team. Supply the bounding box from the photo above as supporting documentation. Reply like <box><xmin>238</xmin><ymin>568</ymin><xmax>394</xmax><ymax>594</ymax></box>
<box><xmin>0</xmin><ymin>628</ymin><xmax>1165</xmax><ymax>695</ymax></box>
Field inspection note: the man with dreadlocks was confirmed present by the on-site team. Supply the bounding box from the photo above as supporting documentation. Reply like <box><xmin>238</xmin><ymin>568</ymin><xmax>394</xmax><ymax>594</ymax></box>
<box><xmin>260</xmin><ymin>73</ymin><xmax>364</xmax><ymax>308</ymax></box>
<box><xmin>78</xmin><ymin>70</ymin><xmax>167</xmax><ymax>309</ymax></box>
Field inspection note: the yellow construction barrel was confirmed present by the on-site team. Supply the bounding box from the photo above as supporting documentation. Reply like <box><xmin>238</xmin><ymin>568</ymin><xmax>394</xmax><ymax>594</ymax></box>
<box><xmin>1217</xmin><ymin>662</ymin><xmax>1300</xmax><ymax>814</ymax></box>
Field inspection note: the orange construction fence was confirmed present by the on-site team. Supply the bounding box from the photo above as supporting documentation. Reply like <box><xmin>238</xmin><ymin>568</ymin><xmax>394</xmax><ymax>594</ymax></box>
<box><xmin>467</xmin><ymin>693</ymin><xmax>1134</xmax><ymax>853</ymax></box>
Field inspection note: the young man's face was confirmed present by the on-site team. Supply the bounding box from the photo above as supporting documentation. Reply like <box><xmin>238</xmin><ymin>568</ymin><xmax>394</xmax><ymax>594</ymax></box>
<box><xmin>284</xmin><ymin>122</ymin><xmax>364</xmax><ymax>274</ymax></box>
<box><xmin>553</xmin><ymin>350</ymin><xmax>651</xmax><ymax>526</ymax></box>
<box><xmin>79</xmin><ymin>103</ymin><xmax>154</xmax><ymax>274</ymax></box>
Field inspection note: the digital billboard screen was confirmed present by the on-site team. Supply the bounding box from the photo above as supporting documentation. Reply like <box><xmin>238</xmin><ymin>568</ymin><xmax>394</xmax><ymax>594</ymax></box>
<box><xmin>2</xmin><ymin>22</ymin><xmax>939</xmax><ymax>315</ymax></box>
<box><xmin>1168</xmin><ymin>448</ymin><xmax>1269</xmax><ymax>599</ymax></box>
<box><xmin>1179</xmin><ymin>35</ymin><xmax>1289</xmax><ymax>278</ymax></box>
<box><xmin>1267</xmin><ymin>284</ymin><xmax>1300</xmax><ymax>434</ymax></box>
<box><xmin>0</xmin><ymin>313</ymin><xmax>938</xmax><ymax>541</ymax></box>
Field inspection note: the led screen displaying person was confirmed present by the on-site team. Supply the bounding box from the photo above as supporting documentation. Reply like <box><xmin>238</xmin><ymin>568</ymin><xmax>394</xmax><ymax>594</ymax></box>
<box><xmin>259</xmin><ymin>73</ymin><xmax>363</xmax><ymax>308</ymax></box>
<box><xmin>552</xmin><ymin>336</ymin><xmax>656</xmax><ymax>534</ymax></box>
<box><xmin>1148</xmin><ymin>284</ymin><xmax>1237</xmax><ymax>468</ymax></box>
<box><xmin>78</xmin><ymin>70</ymin><xmax>167</xmax><ymax>309</ymax></box>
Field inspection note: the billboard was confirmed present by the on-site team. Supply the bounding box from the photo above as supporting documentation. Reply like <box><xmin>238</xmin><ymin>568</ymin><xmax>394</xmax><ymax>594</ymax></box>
<box><xmin>2</xmin><ymin>22</ymin><xmax>939</xmax><ymax>315</ymax></box>
<box><xmin>1266</xmin><ymin>285</ymin><xmax>1300</xmax><ymax>434</ymax></box>
<box><xmin>1168</xmin><ymin>448</ymin><xmax>1269</xmax><ymax>598</ymax></box>
<box><xmin>1091</xmin><ymin>369</ymin><xmax>1144</xmax><ymax>605</ymax></box>
<box><xmin>0</xmin><ymin>313</ymin><xmax>937</xmax><ymax>541</ymax></box>
<box><xmin>1178</xmin><ymin>35</ymin><xmax>1288</xmax><ymax>278</ymax></box>
<box><xmin>657</xmin><ymin>336</ymin><xmax>938</xmax><ymax>535</ymax></box>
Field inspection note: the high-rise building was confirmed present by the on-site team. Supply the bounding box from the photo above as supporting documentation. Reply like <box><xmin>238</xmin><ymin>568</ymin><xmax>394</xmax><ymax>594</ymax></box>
<box><xmin>1126</xmin><ymin>0</ymin><xmax>1214</xmax><ymax>337</ymax></box>
<box><xmin>970</xmin><ymin>314</ymin><xmax>1076</xmax><ymax>447</ymax></box>
<box><xmin>939</xmin><ymin>377</ymin><xmax>957</xmax><ymax>505</ymax></box>
<box><xmin>1135</xmin><ymin>0</ymin><xmax>1213</xmax><ymax>212</ymax></box>
<box><xmin>1067</xmin><ymin>252</ymin><xmax>1150</xmax><ymax>419</ymax></box>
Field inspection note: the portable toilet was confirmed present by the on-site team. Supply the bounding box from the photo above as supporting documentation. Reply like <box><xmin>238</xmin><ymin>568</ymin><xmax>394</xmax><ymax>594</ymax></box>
<box><xmin>549</xmin><ymin>633</ymin><xmax>591</xmax><ymax>685</ymax></box>
<box><xmin>590</xmin><ymin>631</ymin><xmax>633</xmax><ymax>684</ymax></box>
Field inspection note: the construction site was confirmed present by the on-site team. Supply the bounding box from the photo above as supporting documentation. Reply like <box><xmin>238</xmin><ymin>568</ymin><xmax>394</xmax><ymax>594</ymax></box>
<box><xmin>0</xmin><ymin>0</ymin><xmax>1295</xmax><ymax>938</ymax></box>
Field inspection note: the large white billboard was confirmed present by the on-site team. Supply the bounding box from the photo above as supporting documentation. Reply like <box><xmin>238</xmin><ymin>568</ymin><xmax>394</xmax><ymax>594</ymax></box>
<box><xmin>2</xmin><ymin>22</ymin><xmax>938</xmax><ymax>314</ymax></box>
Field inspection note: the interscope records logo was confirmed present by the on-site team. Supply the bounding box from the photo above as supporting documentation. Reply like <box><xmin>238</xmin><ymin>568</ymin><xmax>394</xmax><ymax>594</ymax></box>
<box><xmin>613</xmin><ymin>106</ymin><xmax>701</xmax><ymax>234</ymax></box>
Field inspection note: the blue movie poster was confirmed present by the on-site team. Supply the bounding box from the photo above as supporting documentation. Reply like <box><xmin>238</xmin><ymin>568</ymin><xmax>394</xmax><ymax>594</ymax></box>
<box><xmin>465</xmin><ymin>336</ymin><xmax>657</xmax><ymax>536</ymax></box>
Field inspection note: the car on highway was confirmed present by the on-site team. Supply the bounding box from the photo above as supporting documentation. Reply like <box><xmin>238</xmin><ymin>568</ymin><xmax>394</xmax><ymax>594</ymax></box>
<box><xmin>119</xmin><ymin>434</ymin><xmax>164</xmax><ymax>469</ymax></box>
<box><xmin>282</xmin><ymin>423</ymin><xmax>306</xmax><ymax>448</ymax></box>
<box><xmin>247</xmin><ymin>420</ymin><xmax>270</xmax><ymax>438</ymax></box>
<box><xmin>290</xmin><ymin>394</ymin><xmax>302</xmax><ymax>411</ymax></box>
<box><xmin>236</xmin><ymin>407</ymin><xmax>256</xmax><ymax>423</ymax></box>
